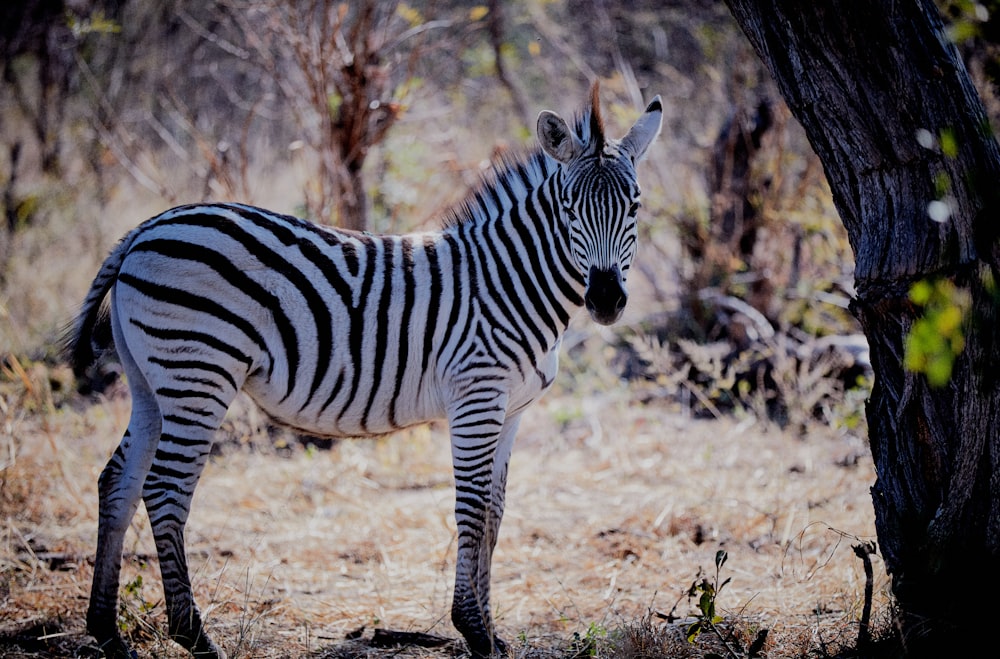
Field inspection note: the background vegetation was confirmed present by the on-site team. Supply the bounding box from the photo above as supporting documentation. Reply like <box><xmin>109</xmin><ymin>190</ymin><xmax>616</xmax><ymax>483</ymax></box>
<box><xmin>4</xmin><ymin>0</ymin><xmax>993</xmax><ymax>656</ymax></box>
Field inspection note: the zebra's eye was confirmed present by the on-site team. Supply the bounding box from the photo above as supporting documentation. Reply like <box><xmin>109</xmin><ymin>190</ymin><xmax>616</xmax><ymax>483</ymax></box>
<box><xmin>628</xmin><ymin>201</ymin><xmax>641</xmax><ymax>217</ymax></box>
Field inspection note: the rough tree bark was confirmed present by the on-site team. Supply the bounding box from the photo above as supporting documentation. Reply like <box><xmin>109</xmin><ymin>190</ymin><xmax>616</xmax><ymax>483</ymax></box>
<box><xmin>724</xmin><ymin>1</ymin><xmax>1000</xmax><ymax>655</ymax></box>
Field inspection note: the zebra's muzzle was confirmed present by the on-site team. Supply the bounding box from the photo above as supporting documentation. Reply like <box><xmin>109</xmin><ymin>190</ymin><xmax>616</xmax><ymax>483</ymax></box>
<box><xmin>585</xmin><ymin>265</ymin><xmax>628</xmax><ymax>325</ymax></box>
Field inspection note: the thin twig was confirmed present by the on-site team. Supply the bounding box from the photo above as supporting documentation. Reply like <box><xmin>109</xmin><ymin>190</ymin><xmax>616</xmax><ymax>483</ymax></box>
<box><xmin>853</xmin><ymin>541</ymin><xmax>876</xmax><ymax>651</ymax></box>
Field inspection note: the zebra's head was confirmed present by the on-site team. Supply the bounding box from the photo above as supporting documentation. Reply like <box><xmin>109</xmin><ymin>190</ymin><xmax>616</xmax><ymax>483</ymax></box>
<box><xmin>537</xmin><ymin>84</ymin><xmax>662</xmax><ymax>325</ymax></box>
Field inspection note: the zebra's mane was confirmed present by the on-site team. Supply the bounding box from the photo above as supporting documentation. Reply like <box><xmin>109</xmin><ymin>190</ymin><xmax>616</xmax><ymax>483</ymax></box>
<box><xmin>444</xmin><ymin>92</ymin><xmax>603</xmax><ymax>230</ymax></box>
<box><xmin>443</xmin><ymin>148</ymin><xmax>553</xmax><ymax>229</ymax></box>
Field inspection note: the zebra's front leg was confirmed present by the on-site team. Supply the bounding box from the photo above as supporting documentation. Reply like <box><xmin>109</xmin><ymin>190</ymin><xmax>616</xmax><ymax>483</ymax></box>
<box><xmin>449</xmin><ymin>407</ymin><xmax>522</xmax><ymax>658</ymax></box>
<box><xmin>142</xmin><ymin>421</ymin><xmax>226</xmax><ymax>659</ymax></box>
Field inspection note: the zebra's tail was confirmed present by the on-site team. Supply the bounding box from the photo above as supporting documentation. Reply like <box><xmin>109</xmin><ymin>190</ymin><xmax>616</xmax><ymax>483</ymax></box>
<box><xmin>63</xmin><ymin>229</ymin><xmax>139</xmax><ymax>382</ymax></box>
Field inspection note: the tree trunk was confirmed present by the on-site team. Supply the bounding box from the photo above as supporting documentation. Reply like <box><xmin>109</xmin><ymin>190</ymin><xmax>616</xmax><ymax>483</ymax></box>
<box><xmin>337</xmin><ymin>156</ymin><xmax>369</xmax><ymax>232</ymax></box>
<box><xmin>724</xmin><ymin>1</ymin><xmax>1000</xmax><ymax>654</ymax></box>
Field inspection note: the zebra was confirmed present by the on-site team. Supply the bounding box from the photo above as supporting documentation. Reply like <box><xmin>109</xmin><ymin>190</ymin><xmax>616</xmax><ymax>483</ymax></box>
<box><xmin>66</xmin><ymin>83</ymin><xmax>661</xmax><ymax>659</ymax></box>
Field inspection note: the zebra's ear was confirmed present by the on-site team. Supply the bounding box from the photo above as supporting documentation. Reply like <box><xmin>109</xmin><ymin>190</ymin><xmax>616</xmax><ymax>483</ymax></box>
<box><xmin>621</xmin><ymin>95</ymin><xmax>663</xmax><ymax>162</ymax></box>
<box><xmin>537</xmin><ymin>111</ymin><xmax>582</xmax><ymax>164</ymax></box>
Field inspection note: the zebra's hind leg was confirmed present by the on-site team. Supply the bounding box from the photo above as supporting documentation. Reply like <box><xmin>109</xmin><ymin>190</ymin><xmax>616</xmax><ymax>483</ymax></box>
<box><xmin>141</xmin><ymin>405</ymin><xmax>232</xmax><ymax>658</ymax></box>
<box><xmin>86</xmin><ymin>354</ymin><xmax>162</xmax><ymax>658</ymax></box>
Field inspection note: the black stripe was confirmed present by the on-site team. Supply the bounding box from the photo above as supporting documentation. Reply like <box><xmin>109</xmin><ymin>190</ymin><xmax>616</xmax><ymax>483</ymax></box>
<box><xmin>147</xmin><ymin>356</ymin><xmax>239</xmax><ymax>391</ymax></box>
<box><xmin>215</xmin><ymin>206</ymin><xmax>339</xmax><ymax>407</ymax></box>
<box><xmin>461</xmin><ymin>221</ymin><xmax>523</xmax><ymax>354</ymax></box>
<box><xmin>419</xmin><ymin>238</ymin><xmax>442</xmax><ymax>395</ymax></box>
<box><xmin>155</xmin><ymin>387</ymin><xmax>227</xmax><ymax>410</ymax></box>
<box><xmin>162</xmin><ymin>413</ymin><xmax>216</xmax><ymax>430</ymax></box>
<box><xmin>148</xmin><ymin>461</ymin><xmax>195</xmax><ymax>482</ymax></box>
<box><xmin>179</xmin><ymin>405</ymin><xmax>216</xmax><ymax>418</ymax></box>
<box><xmin>440</xmin><ymin>233</ymin><xmax>470</xmax><ymax>375</ymax></box>
<box><xmin>486</xmin><ymin>177</ymin><xmax>506</xmax><ymax>214</ymax></box>
<box><xmin>332</xmin><ymin>235</ymin><xmax>379</xmax><ymax>422</ymax></box>
<box><xmin>342</xmin><ymin>242</ymin><xmax>360</xmax><ymax>278</ymax></box>
<box><xmin>152</xmin><ymin>448</ymin><xmax>198</xmax><ymax>464</ymax></box>
<box><xmin>143</xmin><ymin>495</ymin><xmax>182</xmax><ymax>516</ymax></box>
<box><xmin>145</xmin><ymin>511</ymin><xmax>185</xmax><ymax>528</ymax></box>
<box><xmin>161</xmin><ymin>432</ymin><xmax>209</xmax><ymax>448</ymax></box>
<box><xmin>453</xmin><ymin>454</ymin><xmax>494</xmax><ymax>474</ymax></box>
<box><xmin>389</xmin><ymin>238</ymin><xmax>416</xmax><ymax>427</ymax></box>
<box><xmin>317</xmin><ymin>369</ymin><xmax>345</xmax><ymax>417</ymax></box>
<box><xmin>362</xmin><ymin>237</ymin><xmax>395</xmax><ymax>430</ymax></box>
<box><xmin>469</xmin><ymin>226</ymin><xmax>530</xmax><ymax>354</ymax></box>
<box><xmin>471</xmin><ymin>291</ymin><xmax>526</xmax><ymax>378</ymax></box>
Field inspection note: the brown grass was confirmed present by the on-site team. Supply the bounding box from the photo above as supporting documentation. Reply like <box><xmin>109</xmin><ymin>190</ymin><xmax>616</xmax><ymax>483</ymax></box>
<box><xmin>0</xmin><ymin>345</ymin><xmax>885</xmax><ymax>658</ymax></box>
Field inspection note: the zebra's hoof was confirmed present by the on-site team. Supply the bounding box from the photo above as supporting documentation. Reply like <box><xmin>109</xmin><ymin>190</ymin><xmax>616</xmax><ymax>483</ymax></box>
<box><xmin>183</xmin><ymin>630</ymin><xmax>227</xmax><ymax>659</ymax></box>
<box><xmin>466</xmin><ymin>634</ymin><xmax>509</xmax><ymax>658</ymax></box>
<box><xmin>93</xmin><ymin>635</ymin><xmax>138</xmax><ymax>659</ymax></box>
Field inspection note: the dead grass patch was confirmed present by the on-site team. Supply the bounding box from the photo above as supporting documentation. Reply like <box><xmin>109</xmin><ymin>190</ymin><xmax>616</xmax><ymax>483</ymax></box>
<box><xmin>1</xmin><ymin>357</ymin><xmax>884</xmax><ymax>658</ymax></box>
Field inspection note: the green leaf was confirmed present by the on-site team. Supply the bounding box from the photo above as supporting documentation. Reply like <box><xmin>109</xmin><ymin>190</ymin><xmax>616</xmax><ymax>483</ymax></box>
<box><xmin>926</xmin><ymin>352</ymin><xmax>955</xmax><ymax>388</ymax></box>
<box><xmin>935</xmin><ymin>305</ymin><xmax>963</xmax><ymax>335</ymax></box>
<box><xmin>904</xmin><ymin>278</ymin><xmax>970</xmax><ymax>387</ymax></box>
<box><xmin>940</xmin><ymin>127</ymin><xmax>959</xmax><ymax>158</ymax></box>
<box><xmin>909</xmin><ymin>279</ymin><xmax>933</xmax><ymax>305</ymax></box>
<box><xmin>699</xmin><ymin>590</ymin><xmax>715</xmax><ymax>618</ymax></box>
<box><xmin>947</xmin><ymin>20</ymin><xmax>980</xmax><ymax>46</ymax></box>
<box><xmin>934</xmin><ymin>171</ymin><xmax>952</xmax><ymax>197</ymax></box>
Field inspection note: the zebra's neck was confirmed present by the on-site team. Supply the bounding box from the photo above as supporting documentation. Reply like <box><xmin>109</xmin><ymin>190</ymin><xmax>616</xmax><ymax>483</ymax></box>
<box><xmin>440</xmin><ymin>148</ymin><xmax>586</xmax><ymax>336</ymax></box>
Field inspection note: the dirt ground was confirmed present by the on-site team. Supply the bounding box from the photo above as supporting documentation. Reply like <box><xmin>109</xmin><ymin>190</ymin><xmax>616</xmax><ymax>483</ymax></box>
<box><xmin>0</xmin><ymin>360</ymin><xmax>883</xmax><ymax>658</ymax></box>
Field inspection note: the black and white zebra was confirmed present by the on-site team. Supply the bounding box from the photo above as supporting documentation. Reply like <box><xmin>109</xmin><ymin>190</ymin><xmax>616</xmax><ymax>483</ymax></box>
<box><xmin>67</xmin><ymin>84</ymin><xmax>661</xmax><ymax>659</ymax></box>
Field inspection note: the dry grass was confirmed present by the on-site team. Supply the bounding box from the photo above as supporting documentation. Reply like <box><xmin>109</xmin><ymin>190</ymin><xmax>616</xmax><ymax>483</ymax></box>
<box><xmin>0</xmin><ymin>346</ymin><xmax>885</xmax><ymax>658</ymax></box>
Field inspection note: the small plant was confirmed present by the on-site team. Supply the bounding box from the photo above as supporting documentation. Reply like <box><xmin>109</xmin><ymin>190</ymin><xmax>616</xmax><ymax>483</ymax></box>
<box><xmin>686</xmin><ymin>550</ymin><xmax>768</xmax><ymax>659</ymax></box>
<box><xmin>117</xmin><ymin>572</ymin><xmax>161</xmax><ymax>646</ymax></box>
<box><xmin>686</xmin><ymin>550</ymin><xmax>729</xmax><ymax>645</ymax></box>
<box><xmin>569</xmin><ymin>621</ymin><xmax>609</xmax><ymax>658</ymax></box>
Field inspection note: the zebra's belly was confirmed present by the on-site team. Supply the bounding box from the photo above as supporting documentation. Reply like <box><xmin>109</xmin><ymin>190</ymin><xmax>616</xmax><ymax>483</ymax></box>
<box><xmin>244</xmin><ymin>373</ymin><xmax>443</xmax><ymax>439</ymax></box>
